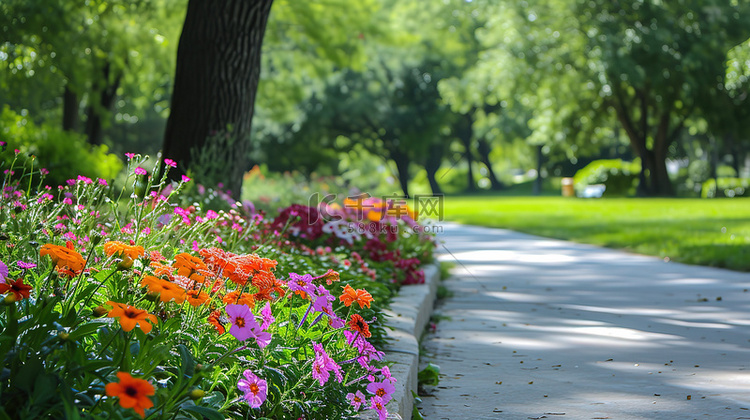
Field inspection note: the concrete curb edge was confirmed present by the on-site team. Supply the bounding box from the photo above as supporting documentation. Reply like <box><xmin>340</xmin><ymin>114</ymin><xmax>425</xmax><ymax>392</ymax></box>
<box><xmin>358</xmin><ymin>263</ymin><xmax>440</xmax><ymax>420</ymax></box>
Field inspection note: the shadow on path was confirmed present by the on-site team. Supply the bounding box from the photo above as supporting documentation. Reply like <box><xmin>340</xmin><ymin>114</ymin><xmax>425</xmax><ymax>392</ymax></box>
<box><xmin>418</xmin><ymin>223</ymin><xmax>750</xmax><ymax>420</ymax></box>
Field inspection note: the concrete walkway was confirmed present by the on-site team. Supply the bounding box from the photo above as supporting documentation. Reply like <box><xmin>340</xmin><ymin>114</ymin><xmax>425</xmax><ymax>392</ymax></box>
<box><xmin>418</xmin><ymin>223</ymin><xmax>750</xmax><ymax>420</ymax></box>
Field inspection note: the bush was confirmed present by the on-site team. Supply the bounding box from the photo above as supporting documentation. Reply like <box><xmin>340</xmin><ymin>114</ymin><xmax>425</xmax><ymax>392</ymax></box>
<box><xmin>573</xmin><ymin>159</ymin><xmax>640</xmax><ymax>197</ymax></box>
<box><xmin>0</xmin><ymin>106</ymin><xmax>123</xmax><ymax>188</ymax></box>
<box><xmin>701</xmin><ymin>177</ymin><xmax>750</xmax><ymax>198</ymax></box>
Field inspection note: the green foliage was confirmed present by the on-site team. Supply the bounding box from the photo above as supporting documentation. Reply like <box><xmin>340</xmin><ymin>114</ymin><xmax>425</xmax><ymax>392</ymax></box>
<box><xmin>573</xmin><ymin>159</ymin><xmax>639</xmax><ymax>197</ymax></box>
<box><xmin>417</xmin><ymin>363</ymin><xmax>440</xmax><ymax>387</ymax></box>
<box><xmin>702</xmin><ymin>178</ymin><xmax>750</xmax><ymax>198</ymax></box>
<box><xmin>0</xmin><ymin>106</ymin><xmax>123</xmax><ymax>188</ymax></box>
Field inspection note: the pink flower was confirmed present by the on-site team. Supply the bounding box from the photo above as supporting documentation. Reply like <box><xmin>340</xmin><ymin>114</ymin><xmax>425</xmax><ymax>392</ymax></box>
<box><xmin>369</xmin><ymin>395</ymin><xmax>388</xmax><ymax>420</ymax></box>
<box><xmin>40</xmin><ymin>168</ymin><xmax>49</xmax><ymax>175</ymax></box>
<box><xmin>311</xmin><ymin>342</ymin><xmax>343</xmax><ymax>386</ymax></box>
<box><xmin>77</xmin><ymin>175</ymin><xmax>93</xmax><ymax>184</ymax></box>
<box><xmin>260</xmin><ymin>302</ymin><xmax>275</xmax><ymax>330</ymax></box>
<box><xmin>347</xmin><ymin>390</ymin><xmax>366</xmax><ymax>411</ymax></box>
<box><xmin>63</xmin><ymin>197</ymin><xmax>73</xmax><ymax>205</ymax></box>
<box><xmin>0</xmin><ymin>260</ymin><xmax>8</xmax><ymax>284</ymax></box>
<box><xmin>237</xmin><ymin>369</ymin><xmax>267</xmax><ymax>408</ymax></box>
<box><xmin>134</xmin><ymin>167</ymin><xmax>147</xmax><ymax>176</ymax></box>
<box><xmin>226</xmin><ymin>304</ymin><xmax>259</xmax><ymax>341</ymax></box>
<box><xmin>16</xmin><ymin>261</ymin><xmax>36</xmax><ymax>270</ymax></box>
<box><xmin>205</xmin><ymin>210</ymin><xmax>219</xmax><ymax>220</ymax></box>
<box><xmin>97</xmin><ymin>178</ymin><xmax>108</xmax><ymax>186</ymax></box>
<box><xmin>181</xmin><ymin>175</ymin><xmax>191</xmax><ymax>183</ymax></box>
<box><xmin>164</xmin><ymin>158</ymin><xmax>177</xmax><ymax>168</ymax></box>
<box><xmin>366</xmin><ymin>380</ymin><xmax>395</xmax><ymax>404</ymax></box>
<box><xmin>125</xmin><ymin>152</ymin><xmax>135</xmax><ymax>160</ymax></box>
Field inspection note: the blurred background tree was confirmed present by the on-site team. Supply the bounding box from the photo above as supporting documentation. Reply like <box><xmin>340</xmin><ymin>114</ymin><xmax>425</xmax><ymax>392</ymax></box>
<box><xmin>2</xmin><ymin>0</ymin><xmax>749</xmax><ymax>198</ymax></box>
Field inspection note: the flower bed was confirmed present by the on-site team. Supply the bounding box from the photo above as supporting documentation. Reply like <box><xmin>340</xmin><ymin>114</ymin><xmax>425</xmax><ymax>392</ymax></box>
<box><xmin>0</xmin><ymin>150</ymin><xmax>435</xmax><ymax>419</ymax></box>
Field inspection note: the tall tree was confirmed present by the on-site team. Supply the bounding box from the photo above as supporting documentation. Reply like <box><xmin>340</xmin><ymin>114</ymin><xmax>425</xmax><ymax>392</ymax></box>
<box><xmin>479</xmin><ymin>0</ymin><xmax>750</xmax><ymax>195</ymax></box>
<box><xmin>162</xmin><ymin>0</ymin><xmax>274</xmax><ymax>198</ymax></box>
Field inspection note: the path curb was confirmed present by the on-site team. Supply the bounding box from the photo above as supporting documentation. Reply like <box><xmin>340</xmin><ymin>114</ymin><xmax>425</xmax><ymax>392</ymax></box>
<box><xmin>359</xmin><ymin>263</ymin><xmax>439</xmax><ymax>420</ymax></box>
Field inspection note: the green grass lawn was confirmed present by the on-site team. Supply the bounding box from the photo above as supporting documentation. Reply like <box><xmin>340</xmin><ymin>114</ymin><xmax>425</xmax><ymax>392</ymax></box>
<box><xmin>443</xmin><ymin>196</ymin><xmax>750</xmax><ymax>271</ymax></box>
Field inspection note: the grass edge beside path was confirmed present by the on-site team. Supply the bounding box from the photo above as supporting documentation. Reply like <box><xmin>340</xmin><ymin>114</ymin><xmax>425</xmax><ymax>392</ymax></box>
<box><xmin>441</xmin><ymin>196</ymin><xmax>750</xmax><ymax>272</ymax></box>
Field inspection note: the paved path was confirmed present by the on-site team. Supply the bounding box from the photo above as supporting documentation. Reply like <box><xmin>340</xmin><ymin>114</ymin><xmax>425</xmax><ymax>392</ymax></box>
<box><xmin>418</xmin><ymin>223</ymin><xmax>750</xmax><ymax>420</ymax></box>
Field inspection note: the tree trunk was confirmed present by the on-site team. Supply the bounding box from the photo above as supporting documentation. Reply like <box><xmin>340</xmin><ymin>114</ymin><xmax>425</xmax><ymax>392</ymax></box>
<box><xmin>62</xmin><ymin>86</ymin><xmax>79</xmax><ymax>132</ymax></box>
<box><xmin>459</xmin><ymin>113</ymin><xmax>476</xmax><ymax>192</ymax></box>
<box><xmin>392</xmin><ymin>149</ymin><xmax>411</xmax><ymax>198</ymax></box>
<box><xmin>476</xmin><ymin>138</ymin><xmax>504</xmax><ymax>190</ymax></box>
<box><xmin>85</xmin><ymin>61</ymin><xmax>122</xmax><ymax>146</ymax></box>
<box><xmin>424</xmin><ymin>146</ymin><xmax>443</xmax><ymax>196</ymax></box>
<box><xmin>162</xmin><ymin>0</ymin><xmax>274</xmax><ymax>199</ymax></box>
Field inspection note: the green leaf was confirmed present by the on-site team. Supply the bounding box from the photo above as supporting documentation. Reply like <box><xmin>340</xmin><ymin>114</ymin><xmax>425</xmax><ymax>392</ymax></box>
<box><xmin>417</xmin><ymin>363</ymin><xmax>440</xmax><ymax>387</ymax></box>
<box><xmin>181</xmin><ymin>404</ymin><xmax>224</xmax><ymax>420</ymax></box>
<box><xmin>178</xmin><ymin>344</ymin><xmax>195</xmax><ymax>379</ymax></box>
<box><xmin>67</xmin><ymin>321</ymin><xmax>103</xmax><ymax>341</ymax></box>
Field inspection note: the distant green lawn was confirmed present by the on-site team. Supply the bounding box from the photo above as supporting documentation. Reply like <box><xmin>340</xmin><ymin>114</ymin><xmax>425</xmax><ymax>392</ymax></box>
<box><xmin>443</xmin><ymin>196</ymin><xmax>750</xmax><ymax>271</ymax></box>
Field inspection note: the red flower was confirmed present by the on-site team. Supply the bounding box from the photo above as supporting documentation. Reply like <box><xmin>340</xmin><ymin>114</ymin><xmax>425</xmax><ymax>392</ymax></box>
<box><xmin>0</xmin><ymin>278</ymin><xmax>32</xmax><ymax>301</ymax></box>
<box><xmin>348</xmin><ymin>314</ymin><xmax>371</xmax><ymax>338</ymax></box>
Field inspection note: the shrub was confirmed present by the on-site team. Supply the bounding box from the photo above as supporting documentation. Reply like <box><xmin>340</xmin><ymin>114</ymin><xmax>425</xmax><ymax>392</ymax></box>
<box><xmin>573</xmin><ymin>159</ymin><xmax>640</xmax><ymax>197</ymax></box>
<box><xmin>0</xmin><ymin>106</ymin><xmax>123</xmax><ymax>188</ymax></box>
<box><xmin>701</xmin><ymin>177</ymin><xmax>750</xmax><ymax>198</ymax></box>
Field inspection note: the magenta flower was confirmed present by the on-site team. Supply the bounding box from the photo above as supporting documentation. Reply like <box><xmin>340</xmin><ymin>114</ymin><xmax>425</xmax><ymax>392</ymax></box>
<box><xmin>260</xmin><ymin>302</ymin><xmax>275</xmax><ymax>330</ymax></box>
<box><xmin>16</xmin><ymin>261</ymin><xmax>36</xmax><ymax>270</ymax></box>
<box><xmin>347</xmin><ymin>390</ymin><xmax>366</xmax><ymax>411</ymax></box>
<box><xmin>125</xmin><ymin>152</ymin><xmax>135</xmax><ymax>160</ymax></box>
<box><xmin>367</xmin><ymin>380</ymin><xmax>395</xmax><ymax>404</ymax></box>
<box><xmin>97</xmin><ymin>178</ymin><xmax>108</xmax><ymax>186</ymax></box>
<box><xmin>237</xmin><ymin>369</ymin><xmax>267</xmax><ymax>408</ymax></box>
<box><xmin>369</xmin><ymin>395</ymin><xmax>388</xmax><ymax>420</ymax></box>
<box><xmin>226</xmin><ymin>304</ymin><xmax>259</xmax><ymax>341</ymax></box>
<box><xmin>181</xmin><ymin>175</ymin><xmax>191</xmax><ymax>183</ymax></box>
<box><xmin>287</xmin><ymin>273</ymin><xmax>315</xmax><ymax>295</ymax></box>
<box><xmin>0</xmin><ymin>260</ymin><xmax>8</xmax><ymax>284</ymax></box>
<box><xmin>164</xmin><ymin>158</ymin><xmax>177</xmax><ymax>168</ymax></box>
<box><xmin>312</xmin><ymin>342</ymin><xmax>343</xmax><ymax>385</ymax></box>
<box><xmin>40</xmin><ymin>168</ymin><xmax>49</xmax><ymax>175</ymax></box>
<box><xmin>77</xmin><ymin>175</ymin><xmax>93</xmax><ymax>184</ymax></box>
<box><xmin>134</xmin><ymin>167</ymin><xmax>147</xmax><ymax>176</ymax></box>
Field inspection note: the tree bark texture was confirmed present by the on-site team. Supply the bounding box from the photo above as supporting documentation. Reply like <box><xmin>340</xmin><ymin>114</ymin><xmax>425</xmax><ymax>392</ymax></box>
<box><xmin>85</xmin><ymin>61</ymin><xmax>121</xmax><ymax>146</ymax></box>
<box><xmin>424</xmin><ymin>146</ymin><xmax>443</xmax><ymax>196</ymax></box>
<box><xmin>392</xmin><ymin>149</ymin><xmax>411</xmax><ymax>198</ymax></box>
<box><xmin>476</xmin><ymin>138</ymin><xmax>504</xmax><ymax>190</ymax></box>
<box><xmin>162</xmin><ymin>0</ymin><xmax>274</xmax><ymax>199</ymax></box>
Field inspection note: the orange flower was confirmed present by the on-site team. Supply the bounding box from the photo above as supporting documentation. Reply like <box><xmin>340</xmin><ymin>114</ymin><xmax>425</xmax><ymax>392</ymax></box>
<box><xmin>200</xmin><ymin>248</ymin><xmax>277</xmax><ymax>286</ymax></box>
<box><xmin>222</xmin><ymin>291</ymin><xmax>255</xmax><ymax>308</ymax></box>
<box><xmin>207</xmin><ymin>310</ymin><xmax>225</xmax><ymax>334</ymax></box>
<box><xmin>141</xmin><ymin>276</ymin><xmax>186</xmax><ymax>303</ymax></box>
<box><xmin>149</xmin><ymin>261</ymin><xmax>174</xmax><ymax>279</ymax></box>
<box><xmin>339</xmin><ymin>284</ymin><xmax>373</xmax><ymax>309</ymax></box>
<box><xmin>105</xmin><ymin>371</ymin><xmax>155</xmax><ymax>418</ymax></box>
<box><xmin>0</xmin><ymin>278</ymin><xmax>33</xmax><ymax>301</ymax></box>
<box><xmin>104</xmin><ymin>241</ymin><xmax>144</xmax><ymax>269</ymax></box>
<box><xmin>106</xmin><ymin>301</ymin><xmax>158</xmax><ymax>334</ymax></box>
<box><xmin>252</xmin><ymin>270</ymin><xmax>285</xmax><ymax>300</ymax></box>
<box><xmin>174</xmin><ymin>252</ymin><xmax>212</xmax><ymax>278</ymax></box>
<box><xmin>40</xmin><ymin>243</ymin><xmax>85</xmax><ymax>273</ymax></box>
<box><xmin>348</xmin><ymin>314</ymin><xmax>371</xmax><ymax>338</ymax></box>
<box><xmin>186</xmin><ymin>290</ymin><xmax>210</xmax><ymax>307</ymax></box>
